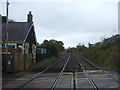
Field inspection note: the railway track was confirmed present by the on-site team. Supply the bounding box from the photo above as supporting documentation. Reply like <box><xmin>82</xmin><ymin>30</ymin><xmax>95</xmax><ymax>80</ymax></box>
<box><xmin>17</xmin><ymin>53</ymin><xmax>69</xmax><ymax>88</ymax></box>
<box><xmin>3</xmin><ymin>53</ymin><xmax>119</xmax><ymax>89</ymax></box>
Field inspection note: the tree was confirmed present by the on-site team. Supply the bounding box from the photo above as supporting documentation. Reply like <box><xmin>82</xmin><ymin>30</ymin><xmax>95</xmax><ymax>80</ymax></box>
<box><xmin>37</xmin><ymin>39</ymin><xmax>65</xmax><ymax>57</ymax></box>
<box><xmin>8</xmin><ymin>19</ymin><xmax>15</xmax><ymax>22</ymax></box>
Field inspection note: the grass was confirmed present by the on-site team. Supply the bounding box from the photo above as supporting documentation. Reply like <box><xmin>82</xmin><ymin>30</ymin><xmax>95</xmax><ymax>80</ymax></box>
<box><xmin>32</xmin><ymin>51</ymin><xmax>66</xmax><ymax>69</ymax></box>
<box><xmin>32</xmin><ymin>56</ymin><xmax>57</xmax><ymax>69</ymax></box>
<box><xmin>79</xmin><ymin>45</ymin><xmax>119</xmax><ymax>71</ymax></box>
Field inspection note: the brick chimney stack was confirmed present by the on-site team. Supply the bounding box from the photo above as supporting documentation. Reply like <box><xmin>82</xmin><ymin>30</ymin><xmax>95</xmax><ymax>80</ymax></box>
<box><xmin>27</xmin><ymin>11</ymin><xmax>33</xmax><ymax>22</ymax></box>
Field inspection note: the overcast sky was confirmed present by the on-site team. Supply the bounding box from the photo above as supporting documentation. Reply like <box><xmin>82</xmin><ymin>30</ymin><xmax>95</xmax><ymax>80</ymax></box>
<box><xmin>1</xmin><ymin>0</ymin><xmax>119</xmax><ymax>48</ymax></box>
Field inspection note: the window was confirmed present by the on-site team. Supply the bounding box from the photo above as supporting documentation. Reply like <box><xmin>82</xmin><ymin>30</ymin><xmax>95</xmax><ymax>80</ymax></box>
<box><xmin>18</xmin><ymin>45</ymin><xmax>23</xmax><ymax>49</ymax></box>
<box><xmin>0</xmin><ymin>44</ymin><xmax>4</xmax><ymax>47</ymax></box>
<box><xmin>0</xmin><ymin>44</ymin><xmax>2</xmax><ymax>47</ymax></box>
<box><xmin>8</xmin><ymin>45</ymin><xmax>15</xmax><ymax>48</ymax></box>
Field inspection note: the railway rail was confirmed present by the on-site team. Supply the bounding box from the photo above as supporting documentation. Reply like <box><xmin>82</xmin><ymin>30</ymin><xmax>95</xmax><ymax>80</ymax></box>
<box><xmin>79</xmin><ymin>56</ymin><xmax>120</xmax><ymax>83</ymax></box>
<box><xmin>17</xmin><ymin>53</ymin><xmax>69</xmax><ymax>89</ymax></box>
<box><xmin>3</xmin><ymin>53</ymin><xmax>119</xmax><ymax>89</ymax></box>
<box><xmin>76</xmin><ymin>56</ymin><xmax>98</xmax><ymax>90</ymax></box>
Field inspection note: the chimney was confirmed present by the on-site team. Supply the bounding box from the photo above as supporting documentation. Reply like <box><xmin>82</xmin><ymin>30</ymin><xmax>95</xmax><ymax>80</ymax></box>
<box><xmin>27</xmin><ymin>11</ymin><xmax>33</xmax><ymax>22</ymax></box>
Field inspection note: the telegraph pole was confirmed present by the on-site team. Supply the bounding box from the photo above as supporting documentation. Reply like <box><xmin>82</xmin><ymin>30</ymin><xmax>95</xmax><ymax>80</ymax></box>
<box><xmin>6</xmin><ymin>0</ymin><xmax>9</xmax><ymax>64</ymax></box>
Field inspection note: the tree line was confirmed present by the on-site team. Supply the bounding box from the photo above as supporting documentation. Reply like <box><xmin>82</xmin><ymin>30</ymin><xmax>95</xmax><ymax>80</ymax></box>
<box><xmin>37</xmin><ymin>39</ymin><xmax>65</xmax><ymax>57</ymax></box>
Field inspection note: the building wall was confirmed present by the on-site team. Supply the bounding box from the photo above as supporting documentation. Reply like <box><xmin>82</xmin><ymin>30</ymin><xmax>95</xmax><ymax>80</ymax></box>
<box><xmin>25</xmin><ymin>26</ymin><xmax>36</xmax><ymax>61</ymax></box>
<box><xmin>1</xmin><ymin>47</ymin><xmax>22</xmax><ymax>54</ymax></box>
<box><xmin>25</xmin><ymin>26</ymin><xmax>36</xmax><ymax>50</ymax></box>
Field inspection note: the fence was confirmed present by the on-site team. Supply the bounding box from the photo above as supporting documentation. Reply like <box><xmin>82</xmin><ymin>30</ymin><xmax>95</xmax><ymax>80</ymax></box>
<box><xmin>36</xmin><ymin>48</ymin><xmax>47</xmax><ymax>62</ymax></box>
<box><xmin>36</xmin><ymin>48</ymin><xmax>51</xmax><ymax>62</ymax></box>
<box><xmin>2</xmin><ymin>53</ymin><xmax>33</xmax><ymax>73</ymax></box>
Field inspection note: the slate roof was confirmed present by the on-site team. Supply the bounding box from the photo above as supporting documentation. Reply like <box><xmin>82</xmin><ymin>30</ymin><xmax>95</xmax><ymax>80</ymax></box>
<box><xmin>2</xmin><ymin>22</ymin><xmax>33</xmax><ymax>43</ymax></box>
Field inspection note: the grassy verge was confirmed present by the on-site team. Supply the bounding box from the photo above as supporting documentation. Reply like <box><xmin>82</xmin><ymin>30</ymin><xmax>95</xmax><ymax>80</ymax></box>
<box><xmin>32</xmin><ymin>51</ymin><xmax>66</xmax><ymax>69</ymax></box>
<box><xmin>32</xmin><ymin>56</ymin><xmax>57</xmax><ymax>69</ymax></box>
<box><xmin>79</xmin><ymin>45</ymin><xmax>119</xmax><ymax>71</ymax></box>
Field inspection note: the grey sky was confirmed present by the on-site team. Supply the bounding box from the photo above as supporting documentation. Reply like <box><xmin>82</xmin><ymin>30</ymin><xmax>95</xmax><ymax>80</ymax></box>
<box><xmin>1</xmin><ymin>0</ymin><xmax>118</xmax><ymax>48</ymax></box>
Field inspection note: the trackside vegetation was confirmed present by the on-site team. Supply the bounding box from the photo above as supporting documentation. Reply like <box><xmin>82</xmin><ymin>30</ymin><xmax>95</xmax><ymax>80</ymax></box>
<box><xmin>37</xmin><ymin>39</ymin><xmax>65</xmax><ymax>59</ymax></box>
<box><xmin>69</xmin><ymin>34</ymin><xmax>120</xmax><ymax>70</ymax></box>
<box><xmin>32</xmin><ymin>39</ymin><xmax>65</xmax><ymax>69</ymax></box>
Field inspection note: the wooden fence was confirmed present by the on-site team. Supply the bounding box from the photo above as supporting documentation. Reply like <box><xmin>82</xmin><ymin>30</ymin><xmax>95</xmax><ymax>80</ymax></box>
<box><xmin>2</xmin><ymin>53</ymin><xmax>33</xmax><ymax>73</ymax></box>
